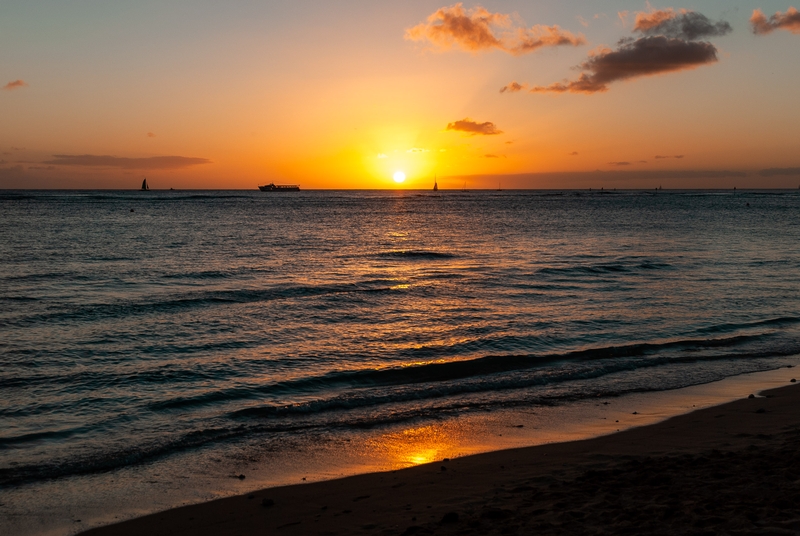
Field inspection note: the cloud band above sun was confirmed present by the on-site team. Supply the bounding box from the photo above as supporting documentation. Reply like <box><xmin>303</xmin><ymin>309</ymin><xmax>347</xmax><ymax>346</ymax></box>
<box><xmin>43</xmin><ymin>155</ymin><xmax>212</xmax><ymax>170</ymax></box>
<box><xmin>405</xmin><ymin>3</ymin><xmax>585</xmax><ymax>55</ymax></box>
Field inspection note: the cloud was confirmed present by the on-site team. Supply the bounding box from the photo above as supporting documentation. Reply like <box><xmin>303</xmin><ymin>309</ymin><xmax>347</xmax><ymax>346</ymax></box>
<box><xmin>0</xmin><ymin>165</ymin><xmax>25</xmax><ymax>180</ymax></box>
<box><xmin>377</xmin><ymin>153</ymin><xmax>388</xmax><ymax>159</ymax></box>
<box><xmin>634</xmin><ymin>9</ymin><xmax>732</xmax><ymax>40</ymax></box>
<box><xmin>751</xmin><ymin>7</ymin><xmax>800</xmax><ymax>35</ymax></box>
<box><xmin>405</xmin><ymin>3</ymin><xmax>585</xmax><ymax>55</ymax></box>
<box><xmin>569</xmin><ymin>151</ymin><xmax>579</xmax><ymax>156</ymax></box>
<box><xmin>446</xmin><ymin>118</ymin><xmax>503</xmax><ymax>135</ymax></box>
<box><xmin>655</xmin><ymin>154</ymin><xmax>685</xmax><ymax>159</ymax></box>
<box><xmin>759</xmin><ymin>167</ymin><xmax>800</xmax><ymax>176</ymax></box>
<box><xmin>3</xmin><ymin>80</ymin><xmax>28</xmax><ymax>91</ymax></box>
<box><xmin>530</xmin><ymin>36</ymin><xmax>719</xmax><ymax>94</ymax></box>
<box><xmin>147</xmin><ymin>132</ymin><xmax>156</xmax><ymax>138</ymax></box>
<box><xmin>485</xmin><ymin>154</ymin><xmax>504</xmax><ymax>158</ymax></box>
<box><xmin>407</xmin><ymin>148</ymin><xmax>429</xmax><ymax>153</ymax></box>
<box><xmin>609</xmin><ymin>161</ymin><xmax>631</xmax><ymax>166</ymax></box>
<box><xmin>42</xmin><ymin>155</ymin><xmax>212</xmax><ymax>170</ymax></box>
<box><xmin>500</xmin><ymin>81</ymin><xmax>526</xmax><ymax>93</ymax></box>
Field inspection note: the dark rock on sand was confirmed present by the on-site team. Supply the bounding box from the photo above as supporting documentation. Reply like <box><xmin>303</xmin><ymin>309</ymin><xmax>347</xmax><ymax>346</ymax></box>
<box><xmin>440</xmin><ymin>512</ymin><xmax>459</xmax><ymax>523</ymax></box>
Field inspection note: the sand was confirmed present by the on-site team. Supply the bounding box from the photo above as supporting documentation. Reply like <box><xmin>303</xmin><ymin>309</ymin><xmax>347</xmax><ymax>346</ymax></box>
<box><xmin>80</xmin><ymin>380</ymin><xmax>800</xmax><ymax>536</ymax></box>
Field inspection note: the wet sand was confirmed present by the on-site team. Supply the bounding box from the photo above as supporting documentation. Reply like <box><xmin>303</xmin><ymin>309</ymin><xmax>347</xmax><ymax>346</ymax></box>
<box><xmin>80</xmin><ymin>380</ymin><xmax>800</xmax><ymax>536</ymax></box>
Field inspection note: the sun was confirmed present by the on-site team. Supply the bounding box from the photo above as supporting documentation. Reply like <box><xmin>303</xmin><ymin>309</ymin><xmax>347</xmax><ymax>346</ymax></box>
<box><xmin>393</xmin><ymin>171</ymin><xmax>406</xmax><ymax>183</ymax></box>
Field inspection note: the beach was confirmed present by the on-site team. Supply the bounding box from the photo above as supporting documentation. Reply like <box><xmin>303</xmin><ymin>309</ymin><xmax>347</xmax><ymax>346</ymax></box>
<box><xmin>80</xmin><ymin>378</ymin><xmax>800</xmax><ymax>535</ymax></box>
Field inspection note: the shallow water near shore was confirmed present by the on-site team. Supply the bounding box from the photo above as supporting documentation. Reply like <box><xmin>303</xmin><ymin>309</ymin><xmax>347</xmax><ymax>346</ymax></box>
<box><xmin>2</xmin><ymin>189</ymin><xmax>800</xmax><ymax>534</ymax></box>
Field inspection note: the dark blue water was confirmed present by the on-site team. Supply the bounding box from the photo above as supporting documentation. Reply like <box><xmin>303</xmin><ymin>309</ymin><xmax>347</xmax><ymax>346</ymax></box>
<box><xmin>2</xmin><ymin>189</ymin><xmax>800</xmax><ymax>490</ymax></box>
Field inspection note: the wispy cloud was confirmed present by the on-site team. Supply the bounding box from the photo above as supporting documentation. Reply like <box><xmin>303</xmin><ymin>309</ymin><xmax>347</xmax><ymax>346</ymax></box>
<box><xmin>407</xmin><ymin>148</ymin><xmax>429</xmax><ymax>153</ymax></box>
<box><xmin>3</xmin><ymin>80</ymin><xmax>28</xmax><ymax>91</ymax></box>
<box><xmin>569</xmin><ymin>151</ymin><xmax>579</xmax><ymax>156</ymax></box>
<box><xmin>751</xmin><ymin>7</ymin><xmax>800</xmax><ymax>35</ymax></box>
<box><xmin>634</xmin><ymin>9</ymin><xmax>732</xmax><ymax>40</ymax></box>
<box><xmin>485</xmin><ymin>154</ymin><xmax>500</xmax><ymax>158</ymax></box>
<box><xmin>500</xmin><ymin>81</ymin><xmax>526</xmax><ymax>93</ymax></box>
<box><xmin>655</xmin><ymin>155</ymin><xmax>685</xmax><ymax>159</ymax></box>
<box><xmin>609</xmin><ymin>161</ymin><xmax>632</xmax><ymax>166</ymax></box>
<box><xmin>446</xmin><ymin>118</ymin><xmax>503</xmax><ymax>135</ymax></box>
<box><xmin>406</xmin><ymin>3</ymin><xmax>585</xmax><ymax>55</ymax></box>
<box><xmin>147</xmin><ymin>132</ymin><xmax>156</xmax><ymax>138</ymax></box>
<box><xmin>759</xmin><ymin>167</ymin><xmax>800</xmax><ymax>176</ymax></box>
<box><xmin>42</xmin><ymin>155</ymin><xmax>212</xmax><ymax>170</ymax></box>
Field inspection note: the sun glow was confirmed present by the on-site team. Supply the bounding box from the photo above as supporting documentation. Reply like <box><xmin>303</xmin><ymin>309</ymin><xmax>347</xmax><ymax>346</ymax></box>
<box><xmin>393</xmin><ymin>171</ymin><xmax>406</xmax><ymax>183</ymax></box>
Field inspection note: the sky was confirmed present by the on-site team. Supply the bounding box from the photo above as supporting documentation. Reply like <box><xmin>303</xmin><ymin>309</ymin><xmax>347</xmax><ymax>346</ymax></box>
<box><xmin>1</xmin><ymin>1</ymin><xmax>799</xmax><ymax>189</ymax></box>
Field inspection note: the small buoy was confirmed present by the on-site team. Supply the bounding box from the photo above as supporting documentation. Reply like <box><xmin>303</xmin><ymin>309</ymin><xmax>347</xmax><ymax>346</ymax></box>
<box><xmin>130</xmin><ymin>209</ymin><xmax>134</xmax><ymax>212</ymax></box>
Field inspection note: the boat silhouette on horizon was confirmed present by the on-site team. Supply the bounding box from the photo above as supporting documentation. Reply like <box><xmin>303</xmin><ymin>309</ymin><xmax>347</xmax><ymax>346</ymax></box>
<box><xmin>258</xmin><ymin>182</ymin><xmax>300</xmax><ymax>191</ymax></box>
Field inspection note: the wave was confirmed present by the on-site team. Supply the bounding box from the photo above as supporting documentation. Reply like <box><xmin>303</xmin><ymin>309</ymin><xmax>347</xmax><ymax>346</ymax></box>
<box><xmin>370</xmin><ymin>250</ymin><xmax>458</xmax><ymax>260</ymax></box>
<box><xmin>537</xmin><ymin>260</ymin><xmax>674</xmax><ymax>277</ymax></box>
<box><xmin>695</xmin><ymin>317</ymin><xmax>800</xmax><ymax>335</ymax></box>
<box><xmin>150</xmin><ymin>331</ymin><xmax>796</xmax><ymax>413</ymax></box>
<box><xmin>1</xmin><ymin>281</ymin><xmax>397</xmax><ymax>328</ymax></box>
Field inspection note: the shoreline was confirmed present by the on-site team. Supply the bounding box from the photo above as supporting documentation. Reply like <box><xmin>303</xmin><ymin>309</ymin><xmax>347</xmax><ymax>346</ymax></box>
<box><xmin>80</xmin><ymin>374</ymin><xmax>800</xmax><ymax>536</ymax></box>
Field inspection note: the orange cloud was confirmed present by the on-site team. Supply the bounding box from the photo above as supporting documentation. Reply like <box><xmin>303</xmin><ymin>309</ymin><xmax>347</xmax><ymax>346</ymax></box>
<box><xmin>43</xmin><ymin>155</ymin><xmax>211</xmax><ymax>170</ymax></box>
<box><xmin>406</xmin><ymin>3</ymin><xmax>584</xmax><ymax>55</ymax></box>
<box><xmin>634</xmin><ymin>9</ymin><xmax>732</xmax><ymax>40</ymax></box>
<box><xmin>609</xmin><ymin>161</ymin><xmax>631</xmax><ymax>166</ymax></box>
<box><xmin>530</xmin><ymin>36</ymin><xmax>719</xmax><ymax>94</ymax></box>
<box><xmin>3</xmin><ymin>80</ymin><xmax>28</xmax><ymax>91</ymax></box>
<box><xmin>655</xmin><ymin>155</ymin><xmax>685</xmax><ymax>159</ymax></box>
<box><xmin>446</xmin><ymin>118</ymin><xmax>502</xmax><ymax>135</ymax></box>
<box><xmin>147</xmin><ymin>132</ymin><xmax>156</xmax><ymax>138</ymax></box>
<box><xmin>499</xmin><ymin>81</ymin><xmax>526</xmax><ymax>93</ymax></box>
<box><xmin>751</xmin><ymin>7</ymin><xmax>800</xmax><ymax>35</ymax></box>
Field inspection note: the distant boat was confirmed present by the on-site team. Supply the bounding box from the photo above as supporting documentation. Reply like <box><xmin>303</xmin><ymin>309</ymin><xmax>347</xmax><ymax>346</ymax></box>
<box><xmin>259</xmin><ymin>183</ymin><xmax>300</xmax><ymax>191</ymax></box>
<box><xmin>141</xmin><ymin>178</ymin><xmax>149</xmax><ymax>191</ymax></box>
<box><xmin>433</xmin><ymin>176</ymin><xmax>438</xmax><ymax>191</ymax></box>
<box><xmin>462</xmin><ymin>181</ymin><xmax>468</xmax><ymax>192</ymax></box>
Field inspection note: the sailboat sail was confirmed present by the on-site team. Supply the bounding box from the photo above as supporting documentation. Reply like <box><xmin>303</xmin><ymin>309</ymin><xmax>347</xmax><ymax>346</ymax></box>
<box><xmin>141</xmin><ymin>178</ymin><xmax>149</xmax><ymax>191</ymax></box>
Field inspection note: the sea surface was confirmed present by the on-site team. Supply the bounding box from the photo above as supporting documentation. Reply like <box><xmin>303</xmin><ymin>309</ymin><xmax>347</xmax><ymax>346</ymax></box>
<box><xmin>2</xmin><ymin>189</ymin><xmax>800</xmax><ymax>532</ymax></box>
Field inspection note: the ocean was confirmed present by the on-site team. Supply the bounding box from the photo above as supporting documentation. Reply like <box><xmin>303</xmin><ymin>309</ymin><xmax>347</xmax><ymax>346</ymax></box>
<box><xmin>2</xmin><ymin>189</ymin><xmax>800</xmax><ymax>534</ymax></box>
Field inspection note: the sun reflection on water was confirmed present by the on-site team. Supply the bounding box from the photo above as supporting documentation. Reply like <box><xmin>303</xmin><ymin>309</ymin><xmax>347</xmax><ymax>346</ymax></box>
<box><xmin>367</xmin><ymin>424</ymin><xmax>460</xmax><ymax>469</ymax></box>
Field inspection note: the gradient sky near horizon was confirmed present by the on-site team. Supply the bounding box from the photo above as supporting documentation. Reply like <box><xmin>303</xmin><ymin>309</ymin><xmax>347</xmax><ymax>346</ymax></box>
<box><xmin>1</xmin><ymin>1</ymin><xmax>799</xmax><ymax>189</ymax></box>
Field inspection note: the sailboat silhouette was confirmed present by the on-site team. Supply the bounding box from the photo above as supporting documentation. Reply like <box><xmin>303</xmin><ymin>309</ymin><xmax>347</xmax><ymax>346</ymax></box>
<box><xmin>141</xmin><ymin>178</ymin><xmax>149</xmax><ymax>191</ymax></box>
<box><xmin>433</xmin><ymin>175</ymin><xmax>438</xmax><ymax>191</ymax></box>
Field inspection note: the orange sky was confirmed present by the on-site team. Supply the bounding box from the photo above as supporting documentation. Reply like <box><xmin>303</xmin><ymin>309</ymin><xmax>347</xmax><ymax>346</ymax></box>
<box><xmin>1</xmin><ymin>1</ymin><xmax>799</xmax><ymax>189</ymax></box>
